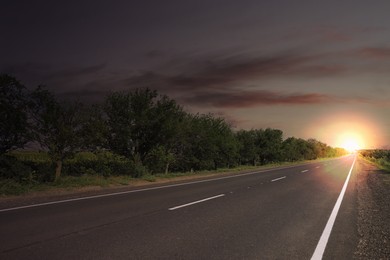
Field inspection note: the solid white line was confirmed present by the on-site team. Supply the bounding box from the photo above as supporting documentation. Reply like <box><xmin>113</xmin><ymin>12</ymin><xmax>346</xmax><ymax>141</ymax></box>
<box><xmin>311</xmin><ymin>156</ymin><xmax>356</xmax><ymax>260</ymax></box>
<box><xmin>168</xmin><ymin>194</ymin><xmax>225</xmax><ymax>210</ymax></box>
<box><xmin>301</xmin><ymin>170</ymin><xmax>309</xmax><ymax>173</ymax></box>
<box><xmin>271</xmin><ymin>176</ymin><xmax>286</xmax><ymax>182</ymax></box>
<box><xmin>0</xmin><ymin>163</ymin><xmax>322</xmax><ymax>213</ymax></box>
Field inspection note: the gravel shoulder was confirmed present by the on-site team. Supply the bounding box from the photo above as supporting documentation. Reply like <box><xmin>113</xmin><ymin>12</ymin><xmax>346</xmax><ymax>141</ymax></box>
<box><xmin>355</xmin><ymin>157</ymin><xmax>390</xmax><ymax>259</ymax></box>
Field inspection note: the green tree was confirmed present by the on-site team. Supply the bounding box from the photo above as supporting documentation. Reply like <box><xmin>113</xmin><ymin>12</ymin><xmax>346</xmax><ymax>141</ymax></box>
<box><xmin>0</xmin><ymin>74</ymin><xmax>29</xmax><ymax>154</ymax></box>
<box><xmin>236</xmin><ymin>130</ymin><xmax>257</xmax><ymax>166</ymax></box>
<box><xmin>174</xmin><ymin>114</ymin><xmax>239</xmax><ymax>171</ymax></box>
<box><xmin>80</xmin><ymin>104</ymin><xmax>109</xmax><ymax>151</ymax></box>
<box><xmin>29</xmin><ymin>87</ymin><xmax>83</xmax><ymax>181</ymax></box>
<box><xmin>105</xmin><ymin>88</ymin><xmax>185</xmax><ymax>173</ymax></box>
<box><xmin>146</xmin><ymin>94</ymin><xmax>185</xmax><ymax>174</ymax></box>
<box><xmin>282</xmin><ymin>137</ymin><xmax>307</xmax><ymax>161</ymax></box>
<box><xmin>256</xmin><ymin>128</ymin><xmax>283</xmax><ymax>164</ymax></box>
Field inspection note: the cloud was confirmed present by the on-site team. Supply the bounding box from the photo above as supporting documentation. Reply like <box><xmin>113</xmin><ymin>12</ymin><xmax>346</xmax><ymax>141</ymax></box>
<box><xmin>3</xmin><ymin>46</ymin><xmax>388</xmax><ymax>108</ymax></box>
<box><xmin>46</xmin><ymin>63</ymin><xmax>107</xmax><ymax>80</ymax></box>
<box><xmin>181</xmin><ymin>90</ymin><xmax>338</xmax><ymax>108</ymax></box>
<box><xmin>355</xmin><ymin>47</ymin><xmax>390</xmax><ymax>59</ymax></box>
<box><xmin>123</xmin><ymin>53</ymin><xmax>347</xmax><ymax>93</ymax></box>
<box><xmin>1</xmin><ymin>62</ymin><xmax>107</xmax><ymax>88</ymax></box>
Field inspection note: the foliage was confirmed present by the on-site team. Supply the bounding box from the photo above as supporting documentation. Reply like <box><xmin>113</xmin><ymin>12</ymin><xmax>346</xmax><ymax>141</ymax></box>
<box><xmin>29</xmin><ymin>86</ymin><xmax>83</xmax><ymax>180</ymax></box>
<box><xmin>104</xmin><ymin>88</ymin><xmax>185</xmax><ymax>175</ymax></box>
<box><xmin>236</xmin><ymin>130</ymin><xmax>258</xmax><ymax>165</ymax></box>
<box><xmin>360</xmin><ymin>149</ymin><xmax>390</xmax><ymax>172</ymax></box>
<box><xmin>172</xmin><ymin>114</ymin><xmax>239</xmax><ymax>172</ymax></box>
<box><xmin>0</xmin><ymin>74</ymin><xmax>30</xmax><ymax>154</ymax></box>
<box><xmin>80</xmin><ymin>104</ymin><xmax>109</xmax><ymax>150</ymax></box>
<box><xmin>0</xmin><ymin>154</ymin><xmax>33</xmax><ymax>183</ymax></box>
<box><xmin>256</xmin><ymin>128</ymin><xmax>283</xmax><ymax>164</ymax></box>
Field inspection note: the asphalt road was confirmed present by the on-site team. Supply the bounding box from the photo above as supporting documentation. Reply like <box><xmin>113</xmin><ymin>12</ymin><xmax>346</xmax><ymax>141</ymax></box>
<box><xmin>0</xmin><ymin>155</ymin><xmax>358</xmax><ymax>259</ymax></box>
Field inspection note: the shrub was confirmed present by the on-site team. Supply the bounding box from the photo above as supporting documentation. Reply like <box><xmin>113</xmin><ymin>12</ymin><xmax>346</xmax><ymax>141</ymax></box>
<box><xmin>0</xmin><ymin>155</ymin><xmax>33</xmax><ymax>183</ymax></box>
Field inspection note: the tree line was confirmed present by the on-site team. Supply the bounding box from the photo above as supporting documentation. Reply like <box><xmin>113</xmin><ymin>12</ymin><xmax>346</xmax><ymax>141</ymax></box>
<box><xmin>0</xmin><ymin>74</ymin><xmax>347</xmax><ymax>182</ymax></box>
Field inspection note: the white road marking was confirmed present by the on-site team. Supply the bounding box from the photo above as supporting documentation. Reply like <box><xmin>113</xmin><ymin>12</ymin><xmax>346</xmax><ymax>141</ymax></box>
<box><xmin>0</xmin><ymin>162</ymin><xmax>323</xmax><ymax>213</ymax></box>
<box><xmin>316</xmin><ymin>166</ymin><xmax>320</xmax><ymax>169</ymax></box>
<box><xmin>271</xmin><ymin>176</ymin><xmax>286</xmax><ymax>182</ymax></box>
<box><xmin>301</xmin><ymin>170</ymin><xmax>309</xmax><ymax>173</ymax></box>
<box><xmin>168</xmin><ymin>194</ymin><xmax>225</xmax><ymax>211</ymax></box>
<box><xmin>311</xmin><ymin>156</ymin><xmax>356</xmax><ymax>260</ymax></box>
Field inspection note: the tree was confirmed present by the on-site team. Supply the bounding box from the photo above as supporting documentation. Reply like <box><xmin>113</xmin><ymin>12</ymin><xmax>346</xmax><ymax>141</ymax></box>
<box><xmin>145</xmin><ymin>94</ymin><xmax>186</xmax><ymax>173</ymax></box>
<box><xmin>0</xmin><ymin>74</ymin><xmax>29</xmax><ymax>154</ymax></box>
<box><xmin>173</xmin><ymin>114</ymin><xmax>239</xmax><ymax>171</ymax></box>
<box><xmin>236</xmin><ymin>130</ymin><xmax>255</xmax><ymax>165</ymax></box>
<box><xmin>255</xmin><ymin>128</ymin><xmax>283</xmax><ymax>164</ymax></box>
<box><xmin>105</xmin><ymin>88</ymin><xmax>185</xmax><ymax>173</ymax></box>
<box><xmin>80</xmin><ymin>104</ymin><xmax>109</xmax><ymax>151</ymax></box>
<box><xmin>282</xmin><ymin>137</ymin><xmax>307</xmax><ymax>161</ymax></box>
<box><xmin>29</xmin><ymin>87</ymin><xmax>83</xmax><ymax>181</ymax></box>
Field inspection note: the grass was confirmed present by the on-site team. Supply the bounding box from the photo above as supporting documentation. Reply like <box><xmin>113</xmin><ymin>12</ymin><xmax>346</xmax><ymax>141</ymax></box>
<box><xmin>0</xmin><ymin>175</ymin><xmax>136</xmax><ymax>197</ymax></box>
<box><xmin>359</xmin><ymin>150</ymin><xmax>390</xmax><ymax>173</ymax></box>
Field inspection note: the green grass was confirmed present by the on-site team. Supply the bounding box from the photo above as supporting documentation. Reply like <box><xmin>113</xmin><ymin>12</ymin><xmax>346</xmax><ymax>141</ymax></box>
<box><xmin>370</xmin><ymin>158</ymin><xmax>390</xmax><ymax>172</ymax></box>
<box><xmin>359</xmin><ymin>150</ymin><xmax>390</xmax><ymax>173</ymax></box>
<box><xmin>0</xmin><ymin>175</ymin><xmax>137</xmax><ymax>197</ymax></box>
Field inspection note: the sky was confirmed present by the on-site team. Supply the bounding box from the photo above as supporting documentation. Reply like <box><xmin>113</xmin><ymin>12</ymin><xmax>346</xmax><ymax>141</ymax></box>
<box><xmin>2</xmin><ymin>0</ymin><xmax>390</xmax><ymax>149</ymax></box>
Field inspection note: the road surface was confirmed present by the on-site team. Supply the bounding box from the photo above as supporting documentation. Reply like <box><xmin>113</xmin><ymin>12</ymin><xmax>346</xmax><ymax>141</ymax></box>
<box><xmin>0</xmin><ymin>155</ymin><xmax>358</xmax><ymax>259</ymax></box>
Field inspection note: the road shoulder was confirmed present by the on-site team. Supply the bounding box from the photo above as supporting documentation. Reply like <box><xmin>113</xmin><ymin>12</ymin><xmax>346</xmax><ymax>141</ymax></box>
<box><xmin>355</xmin><ymin>157</ymin><xmax>390</xmax><ymax>259</ymax></box>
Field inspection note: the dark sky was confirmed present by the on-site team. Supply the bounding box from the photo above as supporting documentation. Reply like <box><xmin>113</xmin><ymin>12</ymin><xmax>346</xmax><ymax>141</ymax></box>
<box><xmin>2</xmin><ymin>0</ymin><xmax>390</xmax><ymax>148</ymax></box>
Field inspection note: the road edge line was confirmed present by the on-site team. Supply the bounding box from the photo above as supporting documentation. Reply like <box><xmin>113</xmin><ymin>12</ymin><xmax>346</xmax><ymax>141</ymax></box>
<box><xmin>311</xmin><ymin>155</ymin><xmax>356</xmax><ymax>260</ymax></box>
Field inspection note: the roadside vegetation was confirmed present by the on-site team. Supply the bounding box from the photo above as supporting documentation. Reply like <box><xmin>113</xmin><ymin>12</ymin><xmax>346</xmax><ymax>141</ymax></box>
<box><xmin>359</xmin><ymin>149</ymin><xmax>390</xmax><ymax>172</ymax></box>
<box><xmin>0</xmin><ymin>74</ymin><xmax>348</xmax><ymax>196</ymax></box>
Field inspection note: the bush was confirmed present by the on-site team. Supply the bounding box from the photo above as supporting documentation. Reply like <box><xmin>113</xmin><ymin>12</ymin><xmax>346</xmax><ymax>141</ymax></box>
<box><xmin>60</xmin><ymin>151</ymin><xmax>140</xmax><ymax>177</ymax></box>
<box><xmin>360</xmin><ymin>150</ymin><xmax>390</xmax><ymax>172</ymax></box>
<box><xmin>132</xmin><ymin>163</ymin><xmax>149</xmax><ymax>178</ymax></box>
<box><xmin>0</xmin><ymin>155</ymin><xmax>33</xmax><ymax>183</ymax></box>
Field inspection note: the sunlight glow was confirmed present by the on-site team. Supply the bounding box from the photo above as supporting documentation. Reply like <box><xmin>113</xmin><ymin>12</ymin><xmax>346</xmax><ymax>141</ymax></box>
<box><xmin>338</xmin><ymin>133</ymin><xmax>363</xmax><ymax>153</ymax></box>
<box><xmin>304</xmin><ymin>112</ymin><xmax>384</xmax><ymax>150</ymax></box>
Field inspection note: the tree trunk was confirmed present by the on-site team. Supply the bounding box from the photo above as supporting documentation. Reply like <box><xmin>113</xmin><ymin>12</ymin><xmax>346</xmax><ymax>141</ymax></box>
<box><xmin>55</xmin><ymin>159</ymin><xmax>62</xmax><ymax>181</ymax></box>
<box><xmin>165</xmin><ymin>162</ymin><xmax>169</xmax><ymax>175</ymax></box>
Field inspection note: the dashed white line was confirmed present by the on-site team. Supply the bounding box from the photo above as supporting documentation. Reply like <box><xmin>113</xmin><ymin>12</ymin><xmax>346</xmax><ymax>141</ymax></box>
<box><xmin>168</xmin><ymin>194</ymin><xmax>225</xmax><ymax>211</ymax></box>
<box><xmin>311</xmin><ymin>156</ymin><xmax>356</xmax><ymax>260</ymax></box>
<box><xmin>316</xmin><ymin>166</ymin><xmax>320</xmax><ymax>169</ymax></box>
<box><xmin>271</xmin><ymin>176</ymin><xmax>286</xmax><ymax>182</ymax></box>
<box><xmin>301</xmin><ymin>170</ymin><xmax>309</xmax><ymax>173</ymax></box>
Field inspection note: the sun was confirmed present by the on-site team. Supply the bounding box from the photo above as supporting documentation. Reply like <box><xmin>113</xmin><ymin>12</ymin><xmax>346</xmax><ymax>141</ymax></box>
<box><xmin>338</xmin><ymin>133</ymin><xmax>363</xmax><ymax>153</ymax></box>
<box><xmin>341</xmin><ymin>138</ymin><xmax>360</xmax><ymax>153</ymax></box>
<box><xmin>304</xmin><ymin>112</ymin><xmax>383</xmax><ymax>150</ymax></box>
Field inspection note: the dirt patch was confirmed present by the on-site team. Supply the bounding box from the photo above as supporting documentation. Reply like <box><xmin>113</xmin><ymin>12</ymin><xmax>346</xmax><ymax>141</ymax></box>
<box><xmin>355</xmin><ymin>157</ymin><xmax>390</xmax><ymax>259</ymax></box>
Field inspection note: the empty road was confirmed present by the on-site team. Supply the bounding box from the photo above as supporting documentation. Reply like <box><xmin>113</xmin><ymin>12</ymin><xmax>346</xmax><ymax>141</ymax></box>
<box><xmin>0</xmin><ymin>155</ymin><xmax>358</xmax><ymax>259</ymax></box>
